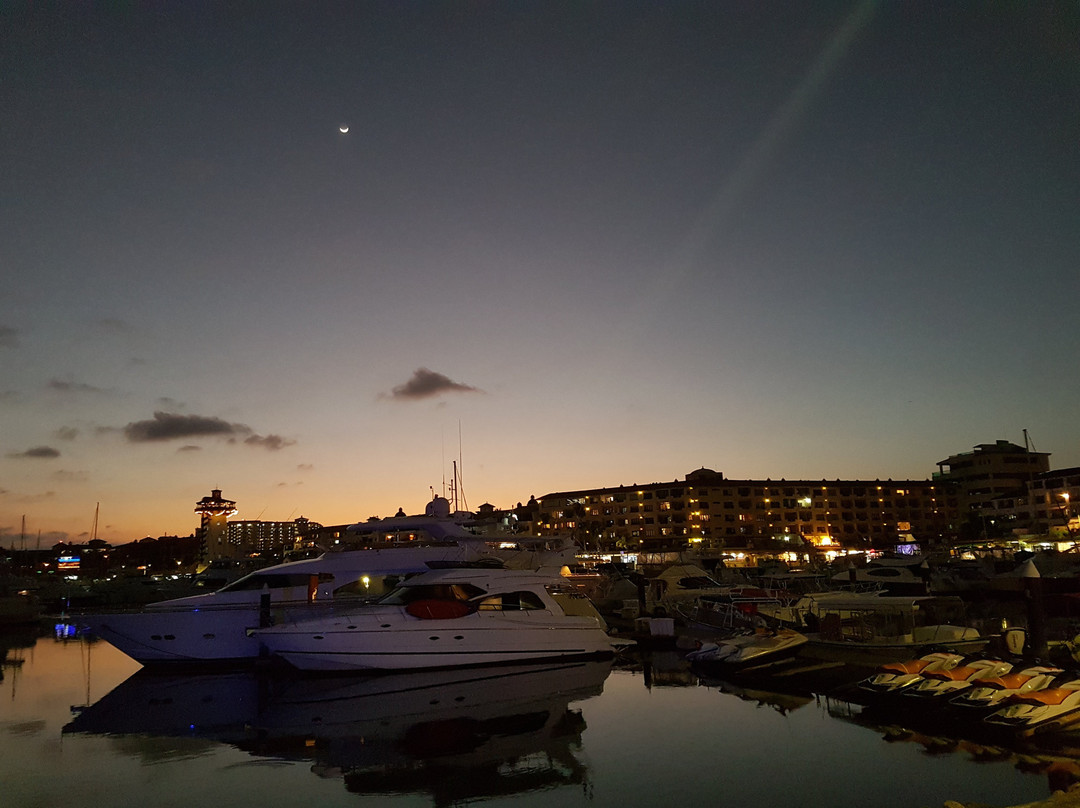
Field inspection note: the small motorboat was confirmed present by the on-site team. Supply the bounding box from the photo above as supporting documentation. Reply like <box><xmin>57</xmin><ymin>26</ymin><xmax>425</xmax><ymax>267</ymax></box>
<box><xmin>984</xmin><ymin>676</ymin><xmax>1080</xmax><ymax>735</ymax></box>
<box><xmin>684</xmin><ymin>627</ymin><xmax>808</xmax><ymax>669</ymax></box>
<box><xmin>903</xmin><ymin>658</ymin><xmax>1014</xmax><ymax>700</ymax></box>
<box><xmin>949</xmin><ymin>665</ymin><xmax>1067</xmax><ymax>710</ymax></box>
<box><xmin>252</xmin><ymin>567</ymin><xmax>617</xmax><ymax>672</ymax></box>
<box><xmin>859</xmin><ymin>651</ymin><xmax>968</xmax><ymax>695</ymax></box>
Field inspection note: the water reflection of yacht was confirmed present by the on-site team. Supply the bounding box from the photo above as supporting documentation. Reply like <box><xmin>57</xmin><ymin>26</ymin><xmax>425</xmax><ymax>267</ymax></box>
<box><xmin>64</xmin><ymin>659</ymin><xmax>612</xmax><ymax>800</ymax></box>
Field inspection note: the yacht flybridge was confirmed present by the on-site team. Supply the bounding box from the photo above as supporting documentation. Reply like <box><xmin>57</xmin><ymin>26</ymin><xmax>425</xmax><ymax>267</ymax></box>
<box><xmin>77</xmin><ymin>499</ymin><xmax>576</xmax><ymax>665</ymax></box>
<box><xmin>251</xmin><ymin>567</ymin><xmax>617</xmax><ymax>672</ymax></box>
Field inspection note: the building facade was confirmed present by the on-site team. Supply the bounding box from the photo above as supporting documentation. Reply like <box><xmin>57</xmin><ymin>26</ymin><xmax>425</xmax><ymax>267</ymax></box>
<box><xmin>984</xmin><ymin>467</ymin><xmax>1080</xmax><ymax>541</ymax></box>
<box><xmin>535</xmin><ymin>468</ymin><xmax>960</xmax><ymax>556</ymax></box>
<box><xmin>935</xmin><ymin>440</ymin><xmax>1050</xmax><ymax>516</ymax></box>
<box><xmin>227</xmin><ymin>516</ymin><xmax>318</xmax><ymax>559</ymax></box>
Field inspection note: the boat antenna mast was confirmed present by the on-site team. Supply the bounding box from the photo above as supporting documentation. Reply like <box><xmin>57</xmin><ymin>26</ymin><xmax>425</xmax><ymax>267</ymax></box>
<box><xmin>456</xmin><ymin>421</ymin><xmax>468</xmax><ymax>513</ymax></box>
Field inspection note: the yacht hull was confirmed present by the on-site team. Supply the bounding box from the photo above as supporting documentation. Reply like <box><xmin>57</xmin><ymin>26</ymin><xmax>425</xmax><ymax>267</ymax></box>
<box><xmin>257</xmin><ymin>608</ymin><xmax>615</xmax><ymax>672</ymax></box>
<box><xmin>78</xmin><ymin>599</ymin><xmax>343</xmax><ymax>663</ymax></box>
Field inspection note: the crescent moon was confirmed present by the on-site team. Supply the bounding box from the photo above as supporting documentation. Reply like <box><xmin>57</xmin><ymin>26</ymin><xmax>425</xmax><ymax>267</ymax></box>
<box><xmin>339</xmin><ymin>125</ymin><xmax>349</xmax><ymax>134</ymax></box>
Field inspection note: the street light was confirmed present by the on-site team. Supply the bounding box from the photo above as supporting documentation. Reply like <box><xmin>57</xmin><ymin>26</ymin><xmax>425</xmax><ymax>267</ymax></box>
<box><xmin>1061</xmin><ymin>493</ymin><xmax>1078</xmax><ymax>546</ymax></box>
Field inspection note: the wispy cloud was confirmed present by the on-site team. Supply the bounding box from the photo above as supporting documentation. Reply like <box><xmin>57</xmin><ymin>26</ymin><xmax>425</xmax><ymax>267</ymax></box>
<box><xmin>0</xmin><ymin>325</ymin><xmax>18</xmax><ymax>348</ymax></box>
<box><xmin>244</xmin><ymin>434</ymin><xmax>295</xmax><ymax>451</ymax></box>
<box><xmin>47</xmin><ymin>378</ymin><xmax>112</xmax><ymax>395</ymax></box>
<box><xmin>0</xmin><ymin>523</ymin><xmax>66</xmax><ymax>542</ymax></box>
<box><xmin>383</xmin><ymin>368</ymin><xmax>483</xmax><ymax>401</ymax></box>
<box><xmin>51</xmin><ymin>469</ymin><xmax>89</xmax><ymax>483</ymax></box>
<box><xmin>8</xmin><ymin>446</ymin><xmax>60</xmax><ymax>459</ymax></box>
<box><xmin>54</xmin><ymin>426</ymin><xmax>79</xmax><ymax>441</ymax></box>
<box><xmin>122</xmin><ymin>411</ymin><xmax>294</xmax><ymax>451</ymax></box>
<box><xmin>96</xmin><ymin>318</ymin><xmax>133</xmax><ymax>335</ymax></box>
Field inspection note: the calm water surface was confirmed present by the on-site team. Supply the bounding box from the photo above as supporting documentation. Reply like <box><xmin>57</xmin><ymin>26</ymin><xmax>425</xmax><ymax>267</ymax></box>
<box><xmin>0</xmin><ymin>631</ymin><xmax>1069</xmax><ymax>808</ymax></box>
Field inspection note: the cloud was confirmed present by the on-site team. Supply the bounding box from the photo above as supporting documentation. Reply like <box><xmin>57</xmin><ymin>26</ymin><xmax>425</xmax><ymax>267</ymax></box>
<box><xmin>178</xmin><ymin>445</ymin><xmax>202</xmax><ymax>452</ymax></box>
<box><xmin>297</xmin><ymin>463</ymin><xmax>314</xmax><ymax>472</ymax></box>
<box><xmin>243</xmin><ymin>434</ymin><xmax>295</xmax><ymax>451</ymax></box>
<box><xmin>51</xmin><ymin>470</ymin><xmax>89</xmax><ymax>483</ymax></box>
<box><xmin>97</xmin><ymin>318</ymin><xmax>133</xmax><ymax>335</ymax></box>
<box><xmin>4</xmin><ymin>491</ymin><xmax>57</xmax><ymax>506</ymax></box>
<box><xmin>8</xmin><ymin>446</ymin><xmax>60</xmax><ymax>459</ymax></box>
<box><xmin>121</xmin><ymin>411</ymin><xmax>294</xmax><ymax>451</ymax></box>
<box><xmin>0</xmin><ymin>325</ymin><xmax>18</xmax><ymax>348</ymax></box>
<box><xmin>124</xmin><ymin>412</ymin><xmax>241</xmax><ymax>442</ymax></box>
<box><xmin>384</xmin><ymin>368</ymin><xmax>483</xmax><ymax>401</ymax></box>
<box><xmin>0</xmin><ymin>524</ymin><xmax>65</xmax><ymax>542</ymax></box>
<box><xmin>48</xmin><ymin>378</ymin><xmax>111</xmax><ymax>395</ymax></box>
<box><xmin>55</xmin><ymin>426</ymin><xmax>79</xmax><ymax>441</ymax></box>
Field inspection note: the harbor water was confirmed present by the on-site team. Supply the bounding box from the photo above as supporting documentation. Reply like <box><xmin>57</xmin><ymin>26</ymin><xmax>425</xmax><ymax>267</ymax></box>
<box><xmin>0</xmin><ymin>629</ymin><xmax>1069</xmax><ymax>808</ymax></box>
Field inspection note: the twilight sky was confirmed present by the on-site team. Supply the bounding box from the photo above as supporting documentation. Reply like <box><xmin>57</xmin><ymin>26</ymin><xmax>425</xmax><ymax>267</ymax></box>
<box><xmin>3</xmin><ymin>2</ymin><xmax>1079</xmax><ymax>545</ymax></box>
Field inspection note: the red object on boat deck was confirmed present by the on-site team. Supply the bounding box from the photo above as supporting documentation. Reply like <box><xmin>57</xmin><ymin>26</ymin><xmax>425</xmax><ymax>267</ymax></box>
<box><xmin>405</xmin><ymin>599</ymin><xmax>474</xmax><ymax>620</ymax></box>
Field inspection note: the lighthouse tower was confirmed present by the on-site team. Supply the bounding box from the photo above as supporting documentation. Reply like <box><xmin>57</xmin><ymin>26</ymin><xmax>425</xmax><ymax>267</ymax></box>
<box><xmin>195</xmin><ymin>488</ymin><xmax>238</xmax><ymax>562</ymax></box>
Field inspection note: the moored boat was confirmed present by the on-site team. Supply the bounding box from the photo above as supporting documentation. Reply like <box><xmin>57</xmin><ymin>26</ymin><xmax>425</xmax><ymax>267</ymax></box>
<box><xmin>950</xmin><ymin>665</ymin><xmax>1068</xmax><ymax>711</ymax></box>
<box><xmin>685</xmin><ymin>627</ymin><xmax>808</xmax><ymax>669</ymax></box>
<box><xmin>984</xmin><ymin>676</ymin><xmax>1080</xmax><ymax>735</ymax></box>
<box><xmin>252</xmin><ymin>567</ymin><xmax>617</xmax><ymax>672</ymax></box>
<box><xmin>859</xmin><ymin>651</ymin><xmax>970</xmax><ymax>695</ymax></box>
<box><xmin>76</xmin><ymin>500</ymin><xmax>574</xmax><ymax>665</ymax></box>
<box><xmin>798</xmin><ymin>594</ymin><xmax>988</xmax><ymax>665</ymax></box>
<box><xmin>903</xmin><ymin>658</ymin><xmax>1014</xmax><ymax>700</ymax></box>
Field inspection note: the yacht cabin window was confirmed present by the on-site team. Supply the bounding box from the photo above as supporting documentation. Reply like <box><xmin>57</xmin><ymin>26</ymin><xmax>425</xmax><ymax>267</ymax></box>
<box><xmin>380</xmin><ymin>583</ymin><xmax>486</xmax><ymax>605</ymax></box>
<box><xmin>219</xmin><ymin>573</ymin><xmax>315</xmax><ymax>592</ymax></box>
<box><xmin>476</xmin><ymin>591</ymin><xmax>546</xmax><ymax>611</ymax></box>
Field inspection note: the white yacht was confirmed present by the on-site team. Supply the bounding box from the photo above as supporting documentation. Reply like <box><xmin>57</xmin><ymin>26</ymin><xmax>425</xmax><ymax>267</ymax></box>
<box><xmin>77</xmin><ymin>500</ymin><xmax>573</xmax><ymax>665</ymax></box>
<box><xmin>252</xmin><ymin>567</ymin><xmax>617</xmax><ymax>672</ymax></box>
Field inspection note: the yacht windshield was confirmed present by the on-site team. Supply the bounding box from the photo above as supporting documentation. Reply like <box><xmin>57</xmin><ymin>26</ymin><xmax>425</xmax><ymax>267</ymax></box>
<box><xmin>218</xmin><ymin>573</ymin><xmax>315</xmax><ymax>592</ymax></box>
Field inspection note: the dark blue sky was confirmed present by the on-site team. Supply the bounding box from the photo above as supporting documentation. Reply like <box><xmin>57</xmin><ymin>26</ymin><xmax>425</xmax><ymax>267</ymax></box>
<box><xmin>2</xmin><ymin>2</ymin><xmax>1078</xmax><ymax>541</ymax></box>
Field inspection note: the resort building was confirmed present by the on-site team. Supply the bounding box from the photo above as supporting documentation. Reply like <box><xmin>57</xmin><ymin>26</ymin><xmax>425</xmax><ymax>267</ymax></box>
<box><xmin>535</xmin><ymin>468</ymin><xmax>960</xmax><ymax>558</ymax></box>
<box><xmin>935</xmin><ymin>440</ymin><xmax>1050</xmax><ymax>517</ymax></box>
<box><xmin>196</xmin><ymin>488</ymin><xmax>321</xmax><ymax>561</ymax></box>
<box><xmin>227</xmin><ymin>516</ymin><xmax>319</xmax><ymax>560</ymax></box>
<box><xmin>983</xmin><ymin>467</ymin><xmax>1080</xmax><ymax>542</ymax></box>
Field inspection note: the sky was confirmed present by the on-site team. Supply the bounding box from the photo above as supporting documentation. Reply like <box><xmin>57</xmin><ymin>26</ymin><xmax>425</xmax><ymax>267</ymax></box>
<box><xmin>2</xmin><ymin>1</ymin><xmax>1079</xmax><ymax>546</ymax></box>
